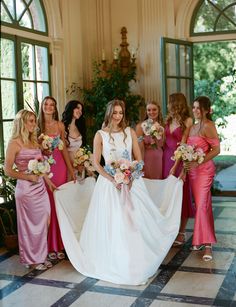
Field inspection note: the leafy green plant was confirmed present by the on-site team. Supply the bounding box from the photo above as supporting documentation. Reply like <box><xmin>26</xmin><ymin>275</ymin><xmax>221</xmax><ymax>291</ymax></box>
<box><xmin>80</xmin><ymin>61</ymin><xmax>145</xmax><ymax>145</ymax></box>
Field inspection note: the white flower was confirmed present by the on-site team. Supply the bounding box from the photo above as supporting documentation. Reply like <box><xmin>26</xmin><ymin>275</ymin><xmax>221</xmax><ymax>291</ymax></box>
<box><xmin>28</xmin><ymin>159</ymin><xmax>38</xmax><ymax>172</ymax></box>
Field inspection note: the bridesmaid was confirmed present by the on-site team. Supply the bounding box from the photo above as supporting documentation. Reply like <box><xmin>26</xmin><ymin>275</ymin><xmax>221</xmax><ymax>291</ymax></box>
<box><xmin>136</xmin><ymin>101</ymin><xmax>164</xmax><ymax>179</ymax></box>
<box><xmin>4</xmin><ymin>110</ymin><xmax>55</xmax><ymax>270</ymax></box>
<box><xmin>62</xmin><ymin>100</ymin><xmax>87</xmax><ymax>180</ymax></box>
<box><xmin>162</xmin><ymin>93</ymin><xmax>194</xmax><ymax>245</ymax></box>
<box><xmin>185</xmin><ymin>96</ymin><xmax>220</xmax><ymax>261</ymax></box>
<box><xmin>38</xmin><ymin>96</ymin><xmax>75</xmax><ymax>260</ymax></box>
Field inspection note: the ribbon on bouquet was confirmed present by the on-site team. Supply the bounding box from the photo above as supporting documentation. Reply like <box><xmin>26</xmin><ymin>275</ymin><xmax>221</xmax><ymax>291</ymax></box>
<box><xmin>120</xmin><ymin>184</ymin><xmax>136</xmax><ymax>230</ymax></box>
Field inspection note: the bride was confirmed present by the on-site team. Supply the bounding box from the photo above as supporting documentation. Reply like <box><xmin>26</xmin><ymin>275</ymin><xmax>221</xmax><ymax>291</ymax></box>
<box><xmin>54</xmin><ymin>99</ymin><xmax>183</xmax><ymax>285</ymax></box>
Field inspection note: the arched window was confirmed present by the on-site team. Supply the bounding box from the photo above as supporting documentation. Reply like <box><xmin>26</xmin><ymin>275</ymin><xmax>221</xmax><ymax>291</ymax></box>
<box><xmin>0</xmin><ymin>0</ymin><xmax>50</xmax><ymax>158</ymax></box>
<box><xmin>191</xmin><ymin>0</ymin><xmax>236</xmax><ymax>36</ymax></box>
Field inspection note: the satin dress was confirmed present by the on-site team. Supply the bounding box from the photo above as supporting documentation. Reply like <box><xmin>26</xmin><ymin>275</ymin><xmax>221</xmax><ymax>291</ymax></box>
<box><xmin>54</xmin><ymin>127</ymin><xmax>183</xmax><ymax>285</ymax></box>
<box><xmin>163</xmin><ymin>124</ymin><xmax>195</xmax><ymax>218</ymax></box>
<box><xmin>47</xmin><ymin>135</ymin><xmax>67</xmax><ymax>253</ymax></box>
<box><xmin>67</xmin><ymin>135</ymin><xmax>83</xmax><ymax>180</ymax></box>
<box><xmin>15</xmin><ymin>148</ymin><xmax>50</xmax><ymax>265</ymax></box>
<box><xmin>187</xmin><ymin>136</ymin><xmax>220</xmax><ymax>245</ymax></box>
<box><xmin>143</xmin><ymin>135</ymin><xmax>163</xmax><ymax>179</ymax></box>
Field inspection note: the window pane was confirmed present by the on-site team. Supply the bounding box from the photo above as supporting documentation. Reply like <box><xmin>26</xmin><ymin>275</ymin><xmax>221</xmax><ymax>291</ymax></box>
<box><xmin>36</xmin><ymin>46</ymin><xmax>49</xmax><ymax>81</ymax></box>
<box><xmin>3</xmin><ymin>0</ymin><xmax>15</xmax><ymax>17</ymax></box>
<box><xmin>21</xmin><ymin>43</ymin><xmax>35</xmax><ymax>80</ymax></box>
<box><xmin>1</xmin><ymin>3</ymin><xmax>13</xmax><ymax>23</ymax></box>
<box><xmin>19</xmin><ymin>10</ymin><xmax>33</xmax><ymax>29</ymax></box>
<box><xmin>194</xmin><ymin>2</ymin><xmax>219</xmax><ymax>33</ymax></box>
<box><xmin>1</xmin><ymin>38</ymin><xmax>15</xmax><ymax>78</ymax></box>
<box><xmin>217</xmin><ymin>6</ymin><xmax>236</xmax><ymax>31</ymax></box>
<box><xmin>16</xmin><ymin>0</ymin><xmax>26</xmax><ymax>20</ymax></box>
<box><xmin>1</xmin><ymin>80</ymin><xmax>16</xmax><ymax>119</ymax></box>
<box><xmin>180</xmin><ymin>79</ymin><xmax>191</xmax><ymax>104</ymax></box>
<box><xmin>167</xmin><ymin>79</ymin><xmax>177</xmax><ymax>98</ymax></box>
<box><xmin>180</xmin><ymin>45</ymin><xmax>191</xmax><ymax>77</ymax></box>
<box><xmin>166</xmin><ymin>43</ymin><xmax>177</xmax><ymax>76</ymax></box>
<box><xmin>29</xmin><ymin>0</ymin><xmax>46</xmax><ymax>32</ymax></box>
<box><xmin>37</xmin><ymin>83</ymin><xmax>49</xmax><ymax>102</ymax></box>
<box><xmin>23</xmin><ymin>81</ymin><xmax>36</xmax><ymax>110</ymax></box>
<box><xmin>3</xmin><ymin>121</ymin><xmax>13</xmax><ymax>156</ymax></box>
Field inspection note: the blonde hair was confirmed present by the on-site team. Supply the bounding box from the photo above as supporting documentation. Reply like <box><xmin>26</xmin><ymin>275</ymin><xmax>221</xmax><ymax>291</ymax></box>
<box><xmin>166</xmin><ymin>93</ymin><xmax>191</xmax><ymax>131</ymax></box>
<box><xmin>145</xmin><ymin>101</ymin><xmax>163</xmax><ymax>125</ymax></box>
<box><xmin>103</xmin><ymin>99</ymin><xmax>127</xmax><ymax>143</ymax></box>
<box><xmin>11</xmin><ymin>109</ymin><xmax>37</xmax><ymax>145</ymax></box>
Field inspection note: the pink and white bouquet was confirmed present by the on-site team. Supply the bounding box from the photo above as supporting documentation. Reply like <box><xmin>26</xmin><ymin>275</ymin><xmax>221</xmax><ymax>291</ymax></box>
<box><xmin>141</xmin><ymin>119</ymin><xmax>164</xmax><ymax>140</ymax></box>
<box><xmin>73</xmin><ymin>146</ymin><xmax>96</xmax><ymax>174</ymax></box>
<box><xmin>171</xmin><ymin>143</ymin><xmax>205</xmax><ymax>164</ymax></box>
<box><xmin>40</xmin><ymin>134</ymin><xmax>64</xmax><ymax>152</ymax></box>
<box><xmin>27</xmin><ymin>156</ymin><xmax>54</xmax><ymax>178</ymax></box>
<box><xmin>104</xmin><ymin>151</ymin><xmax>144</xmax><ymax>185</ymax></box>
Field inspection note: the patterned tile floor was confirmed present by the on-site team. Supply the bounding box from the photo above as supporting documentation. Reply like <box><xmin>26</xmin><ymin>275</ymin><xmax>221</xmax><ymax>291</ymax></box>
<box><xmin>0</xmin><ymin>196</ymin><xmax>236</xmax><ymax>307</ymax></box>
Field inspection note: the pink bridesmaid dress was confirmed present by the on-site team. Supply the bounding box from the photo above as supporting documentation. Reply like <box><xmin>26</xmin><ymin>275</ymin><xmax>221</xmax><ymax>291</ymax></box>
<box><xmin>163</xmin><ymin>124</ymin><xmax>195</xmax><ymax>218</ymax></box>
<box><xmin>187</xmin><ymin>136</ymin><xmax>220</xmax><ymax>245</ymax></box>
<box><xmin>47</xmin><ymin>135</ymin><xmax>67</xmax><ymax>253</ymax></box>
<box><xmin>143</xmin><ymin>135</ymin><xmax>163</xmax><ymax>179</ymax></box>
<box><xmin>15</xmin><ymin>148</ymin><xmax>50</xmax><ymax>265</ymax></box>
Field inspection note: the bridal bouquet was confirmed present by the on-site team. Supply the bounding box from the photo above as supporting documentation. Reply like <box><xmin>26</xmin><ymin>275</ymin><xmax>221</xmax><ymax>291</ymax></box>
<box><xmin>73</xmin><ymin>146</ymin><xmax>96</xmax><ymax>175</ymax></box>
<box><xmin>141</xmin><ymin>119</ymin><xmax>164</xmax><ymax>140</ymax></box>
<box><xmin>104</xmin><ymin>152</ymin><xmax>144</xmax><ymax>185</ymax></box>
<box><xmin>40</xmin><ymin>134</ymin><xmax>64</xmax><ymax>152</ymax></box>
<box><xmin>171</xmin><ymin>143</ymin><xmax>205</xmax><ymax>164</ymax></box>
<box><xmin>27</xmin><ymin>156</ymin><xmax>54</xmax><ymax>178</ymax></box>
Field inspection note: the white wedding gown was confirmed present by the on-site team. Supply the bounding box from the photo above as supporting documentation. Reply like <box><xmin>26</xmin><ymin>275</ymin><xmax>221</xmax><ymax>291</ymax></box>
<box><xmin>54</xmin><ymin>127</ymin><xmax>183</xmax><ymax>285</ymax></box>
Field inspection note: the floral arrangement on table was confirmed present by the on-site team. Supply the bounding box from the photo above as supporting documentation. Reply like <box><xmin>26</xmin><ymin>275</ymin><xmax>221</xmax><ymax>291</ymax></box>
<box><xmin>139</xmin><ymin>119</ymin><xmax>164</xmax><ymax>148</ymax></box>
<box><xmin>171</xmin><ymin>143</ymin><xmax>205</xmax><ymax>165</ymax></box>
<box><xmin>73</xmin><ymin>146</ymin><xmax>96</xmax><ymax>176</ymax></box>
<box><xmin>40</xmin><ymin>134</ymin><xmax>64</xmax><ymax>152</ymax></box>
<box><xmin>27</xmin><ymin>155</ymin><xmax>54</xmax><ymax>178</ymax></box>
<box><xmin>104</xmin><ymin>150</ymin><xmax>144</xmax><ymax>185</ymax></box>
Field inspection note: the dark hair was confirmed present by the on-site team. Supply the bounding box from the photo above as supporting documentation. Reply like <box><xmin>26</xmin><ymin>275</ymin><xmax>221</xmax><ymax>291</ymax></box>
<box><xmin>38</xmin><ymin>96</ymin><xmax>59</xmax><ymax>133</ymax></box>
<box><xmin>62</xmin><ymin>100</ymin><xmax>87</xmax><ymax>146</ymax></box>
<box><xmin>194</xmin><ymin>96</ymin><xmax>212</xmax><ymax>121</ymax></box>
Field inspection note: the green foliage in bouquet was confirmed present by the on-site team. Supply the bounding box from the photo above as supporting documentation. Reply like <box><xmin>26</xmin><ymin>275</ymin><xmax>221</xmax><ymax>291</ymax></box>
<box><xmin>80</xmin><ymin>61</ymin><xmax>145</xmax><ymax>145</ymax></box>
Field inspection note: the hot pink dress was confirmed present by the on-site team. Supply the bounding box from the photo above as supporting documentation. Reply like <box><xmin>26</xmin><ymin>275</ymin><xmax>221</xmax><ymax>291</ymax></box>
<box><xmin>15</xmin><ymin>148</ymin><xmax>50</xmax><ymax>265</ymax></box>
<box><xmin>163</xmin><ymin>124</ymin><xmax>195</xmax><ymax>218</ymax></box>
<box><xmin>143</xmin><ymin>135</ymin><xmax>163</xmax><ymax>179</ymax></box>
<box><xmin>187</xmin><ymin>136</ymin><xmax>219</xmax><ymax>245</ymax></box>
<box><xmin>47</xmin><ymin>135</ymin><xmax>67</xmax><ymax>253</ymax></box>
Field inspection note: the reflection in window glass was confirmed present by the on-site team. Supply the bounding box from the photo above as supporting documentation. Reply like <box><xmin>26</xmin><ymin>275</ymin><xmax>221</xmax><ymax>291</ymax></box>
<box><xmin>37</xmin><ymin>83</ymin><xmax>49</xmax><ymax>102</ymax></box>
<box><xmin>3</xmin><ymin>121</ymin><xmax>13</xmax><ymax>156</ymax></box>
<box><xmin>4</xmin><ymin>0</ymin><xmax>15</xmax><ymax>17</ymax></box>
<box><xmin>167</xmin><ymin>79</ymin><xmax>177</xmax><ymax>99</ymax></box>
<box><xmin>166</xmin><ymin>43</ymin><xmax>176</xmax><ymax>76</ymax></box>
<box><xmin>180</xmin><ymin>79</ymin><xmax>191</xmax><ymax>104</ymax></box>
<box><xmin>1</xmin><ymin>38</ymin><xmax>15</xmax><ymax>79</ymax></box>
<box><xmin>29</xmin><ymin>0</ymin><xmax>46</xmax><ymax>32</ymax></box>
<box><xmin>16</xmin><ymin>0</ymin><xmax>26</xmax><ymax>19</ymax></box>
<box><xmin>180</xmin><ymin>46</ymin><xmax>191</xmax><ymax>77</ymax></box>
<box><xmin>1</xmin><ymin>80</ymin><xmax>16</xmax><ymax>119</ymax></box>
<box><xmin>1</xmin><ymin>3</ymin><xmax>13</xmax><ymax>23</ymax></box>
<box><xmin>21</xmin><ymin>43</ymin><xmax>35</xmax><ymax>80</ymax></box>
<box><xmin>36</xmin><ymin>46</ymin><xmax>49</xmax><ymax>81</ymax></box>
<box><xmin>19</xmin><ymin>10</ymin><xmax>32</xmax><ymax>28</ymax></box>
<box><xmin>23</xmin><ymin>82</ymin><xmax>36</xmax><ymax>110</ymax></box>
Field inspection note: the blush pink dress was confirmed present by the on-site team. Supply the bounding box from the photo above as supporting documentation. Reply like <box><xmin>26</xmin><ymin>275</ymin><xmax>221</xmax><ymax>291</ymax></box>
<box><xmin>187</xmin><ymin>136</ymin><xmax>220</xmax><ymax>245</ymax></box>
<box><xmin>143</xmin><ymin>135</ymin><xmax>163</xmax><ymax>179</ymax></box>
<box><xmin>47</xmin><ymin>135</ymin><xmax>67</xmax><ymax>253</ymax></box>
<box><xmin>15</xmin><ymin>148</ymin><xmax>50</xmax><ymax>265</ymax></box>
<box><xmin>163</xmin><ymin>124</ymin><xmax>195</xmax><ymax>218</ymax></box>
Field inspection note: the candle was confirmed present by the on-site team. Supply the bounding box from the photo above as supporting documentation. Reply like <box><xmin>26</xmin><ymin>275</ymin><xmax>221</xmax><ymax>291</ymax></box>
<box><xmin>102</xmin><ymin>49</ymin><xmax>106</xmax><ymax>61</ymax></box>
<box><xmin>113</xmin><ymin>48</ymin><xmax>118</xmax><ymax>60</ymax></box>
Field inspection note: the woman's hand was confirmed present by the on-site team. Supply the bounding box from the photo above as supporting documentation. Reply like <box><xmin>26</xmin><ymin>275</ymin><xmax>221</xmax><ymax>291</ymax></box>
<box><xmin>178</xmin><ymin>169</ymin><xmax>186</xmax><ymax>181</ymax></box>
<box><xmin>128</xmin><ymin>181</ymin><xmax>132</xmax><ymax>191</ymax></box>
<box><xmin>28</xmin><ymin>174</ymin><xmax>39</xmax><ymax>183</ymax></box>
<box><xmin>44</xmin><ymin>176</ymin><xmax>57</xmax><ymax>192</ymax></box>
<box><xmin>77</xmin><ymin>165</ymin><xmax>85</xmax><ymax>174</ymax></box>
<box><xmin>111</xmin><ymin>178</ymin><xmax>121</xmax><ymax>190</ymax></box>
<box><xmin>184</xmin><ymin>161</ymin><xmax>198</xmax><ymax>171</ymax></box>
<box><xmin>169</xmin><ymin>165</ymin><xmax>176</xmax><ymax>176</ymax></box>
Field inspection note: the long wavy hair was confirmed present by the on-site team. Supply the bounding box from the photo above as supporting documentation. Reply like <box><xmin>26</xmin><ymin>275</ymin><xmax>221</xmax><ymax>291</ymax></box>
<box><xmin>38</xmin><ymin>96</ymin><xmax>59</xmax><ymax>134</ymax></box>
<box><xmin>194</xmin><ymin>96</ymin><xmax>213</xmax><ymax>121</ymax></box>
<box><xmin>11</xmin><ymin>109</ymin><xmax>38</xmax><ymax>145</ymax></box>
<box><xmin>145</xmin><ymin>101</ymin><xmax>163</xmax><ymax>125</ymax></box>
<box><xmin>62</xmin><ymin>100</ymin><xmax>87</xmax><ymax>146</ymax></box>
<box><xmin>103</xmin><ymin>99</ymin><xmax>127</xmax><ymax>143</ymax></box>
<box><xmin>166</xmin><ymin>93</ymin><xmax>191</xmax><ymax>131</ymax></box>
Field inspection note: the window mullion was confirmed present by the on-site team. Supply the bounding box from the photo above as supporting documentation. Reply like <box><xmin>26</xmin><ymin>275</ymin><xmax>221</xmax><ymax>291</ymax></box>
<box><xmin>1</xmin><ymin>1</ymin><xmax>14</xmax><ymax>23</ymax></box>
<box><xmin>16</xmin><ymin>37</ymin><xmax>24</xmax><ymax>111</ymax></box>
<box><xmin>17</xmin><ymin>0</ymin><xmax>33</xmax><ymax>23</ymax></box>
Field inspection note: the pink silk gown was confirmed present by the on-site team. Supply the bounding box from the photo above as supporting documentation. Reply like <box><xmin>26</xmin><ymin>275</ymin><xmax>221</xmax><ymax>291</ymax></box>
<box><xmin>143</xmin><ymin>135</ymin><xmax>163</xmax><ymax>179</ymax></box>
<box><xmin>163</xmin><ymin>124</ymin><xmax>195</xmax><ymax>218</ymax></box>
<box><xmin>47</xmin><ymin>135</ymin><xmax>67</xmax><ymax>253</ymax></box>
<box><xmin>187</xmin><ymin>136</ymin><xmax>220</xmax><ymax>245</ymax></box>
<box><xmin>15</xmin><ymin>148</ymin><xmax>50</xmax><ymax>265</ymax></box>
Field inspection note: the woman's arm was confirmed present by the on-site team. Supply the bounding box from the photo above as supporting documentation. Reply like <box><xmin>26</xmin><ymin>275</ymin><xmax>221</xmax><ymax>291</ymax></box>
<box><xmin>59</xmin><ymin>122</ymin><xmax>75</xmax><ymax>181</ymax></box>
<box><xmin>131</xmin><ymin>128</ymin><xmax>142</xmax><ymax>161</ymax></box>
<box><xmin>4</xmin><ymin>140</ymin><xmax>39</xmax><ymax>183</ymax></box>
<box><xmin>202</xmin><ymin>121</ymin><xmax>220</xmax><ymax>163</ymax></box>
<box><xmin>135</xmin><ymin>123</ymin><xmax>145</xmax><ymax>159</ymax></box>
<box><xmin>93</xmin><ymin>132</ymin><xmax>115</xmax><ymax>183</ymax></box>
